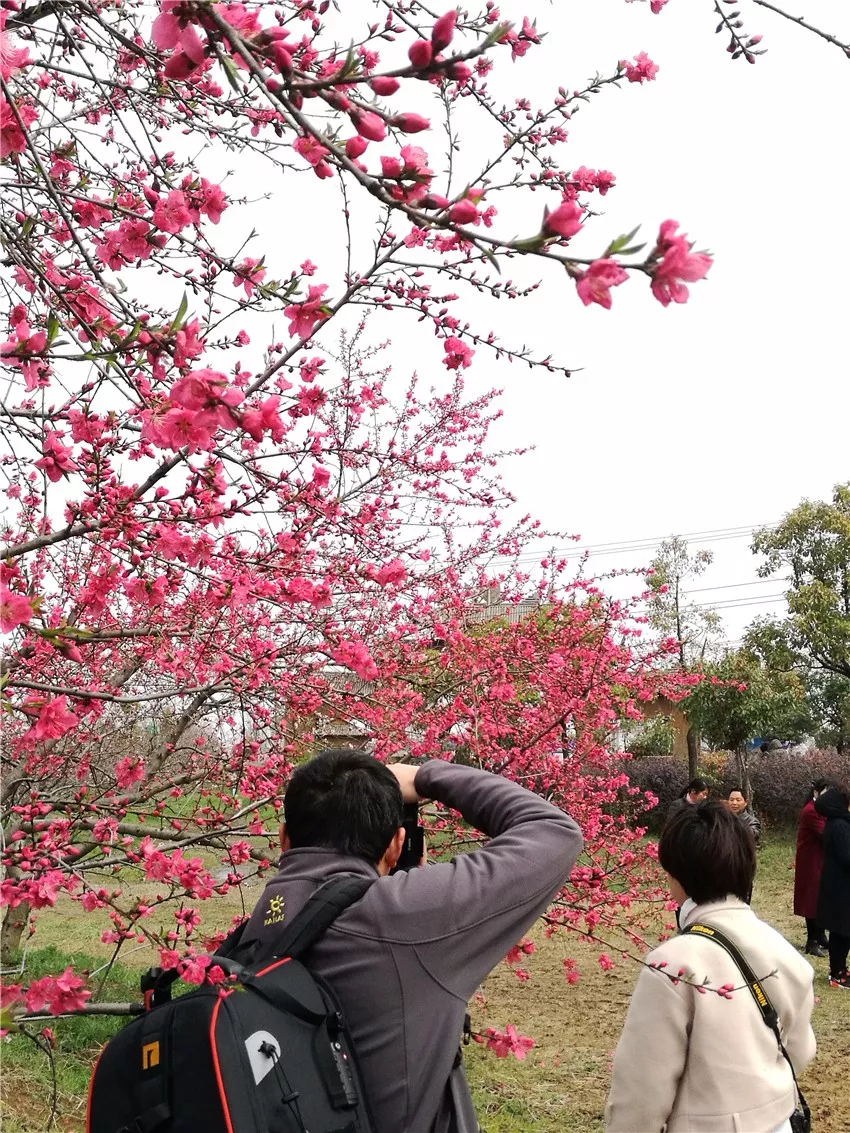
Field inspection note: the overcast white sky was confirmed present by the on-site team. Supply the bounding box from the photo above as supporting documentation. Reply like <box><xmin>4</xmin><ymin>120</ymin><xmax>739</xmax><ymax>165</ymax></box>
<box><xmin>430</xmin><ymin>0</ymin><xmax>850</xmax><ymax>639</ymax></box>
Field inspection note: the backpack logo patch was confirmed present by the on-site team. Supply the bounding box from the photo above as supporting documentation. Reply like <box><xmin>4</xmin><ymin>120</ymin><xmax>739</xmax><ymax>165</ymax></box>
<box><xmin>244</xmin><ymin>1030</ymin><xmax>281</xmax><ymax>1085</ymax></box>
<box><xmin>141</xmin><ymin>1041</ymin><xmax>160</xmax><ymax>1070</ymax></box>
<box><xmin>264</xmin><ymin>894</ymin><xmax>285</xmax><ymax>926</ymax></box>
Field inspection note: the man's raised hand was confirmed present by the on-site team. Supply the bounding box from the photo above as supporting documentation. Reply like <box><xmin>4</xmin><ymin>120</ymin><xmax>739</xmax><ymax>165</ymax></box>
<box><xmin>387</xmin><ymin>763</ymin><xmax>422</xmax><ymax>805</ymax></box>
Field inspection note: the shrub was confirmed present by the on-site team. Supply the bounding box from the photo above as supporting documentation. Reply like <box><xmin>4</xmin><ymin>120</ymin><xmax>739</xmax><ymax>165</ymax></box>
<box><xmin>720</xmin><ymin>748</ymin><xmax>850</xmax><ymax>830</ymax></box>
<box><xmin>619</xmin><ymin>756</ymin><xmax>691</xmax><ymax>834</ymax></box>
<box><xmin>623</xmin><ymin>749</ymin><xmax>849</xmax><ymax>834</ymax></box>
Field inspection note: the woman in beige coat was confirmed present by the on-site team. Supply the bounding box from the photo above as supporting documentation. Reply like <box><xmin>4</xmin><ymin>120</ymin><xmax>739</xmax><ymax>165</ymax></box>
<box><xmin>606</xmin><ymin>802</ymin><xmax>816</xmax><ymax>1133</ymax></box>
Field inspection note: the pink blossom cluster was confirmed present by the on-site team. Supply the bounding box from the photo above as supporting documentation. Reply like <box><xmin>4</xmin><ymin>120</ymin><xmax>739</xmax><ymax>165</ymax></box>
<box><xmin>0</xmin><ymin>0</ymin><xmax>730</xmax><ymax>1026</ymax></box>
<box><xmin>0</xmin><ymin>585</ymin><xmax>33</xmax><ymax>633</ymax></box>
<box><xmin>649</xmin><ymin>220</ymin><xmax>713</xmax><ymax>306</ymax></box>
<box><xmin>0</xmin><ymin>305</ymin><xmax>48</xmax><ymax>391</ymax></box>
<box><xmin>1</xmin><ymin>968</ymin><xmax>90</xmax><ymax>1024</ymax></box>
<box><xmin>620</xmin><ymin>51</ymin><xmax>660</xmax><ymax>83</ymax></box>
<box><xmin>475</xmin><ymin>1023</ymin><xmax>535</xmax><ymax>1061</ymax></box>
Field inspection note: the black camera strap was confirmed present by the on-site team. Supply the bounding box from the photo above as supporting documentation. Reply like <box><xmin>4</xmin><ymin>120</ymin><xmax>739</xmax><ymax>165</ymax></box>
<box><xmin>683</xmin><ymin>923</ymin><xmax>810</xmax><ymax>1131</ymax></box>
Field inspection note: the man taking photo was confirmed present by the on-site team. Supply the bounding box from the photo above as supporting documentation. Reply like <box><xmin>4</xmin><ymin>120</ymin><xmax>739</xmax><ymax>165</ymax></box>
<box><xmin>239</xmin><ymin>749</ymin><xmax>584</xmax><ymax>1133</ymax></box>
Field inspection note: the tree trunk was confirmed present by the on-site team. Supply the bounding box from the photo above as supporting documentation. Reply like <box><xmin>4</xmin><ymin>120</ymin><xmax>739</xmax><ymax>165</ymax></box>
<box><xmin>0</xmin><ymin>900</ymin><xmax>31</xmax><ymax>966</ymax></box>
<box><xmin>735</xmin><ymin>745</ymin><xmax>752</xmax><ymax>806</ymax></box>
<box><xmin>687</xmin><ymin>726</ymin><xmax>700</xmax><ymax>781</ymax></box>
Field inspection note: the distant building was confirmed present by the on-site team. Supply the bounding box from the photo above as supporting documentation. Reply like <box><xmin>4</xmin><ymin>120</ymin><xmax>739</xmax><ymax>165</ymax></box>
<box><xmin>465</xmin><ymin>583</ymin><xmax>541</xmax><ymax>627</ymax></box>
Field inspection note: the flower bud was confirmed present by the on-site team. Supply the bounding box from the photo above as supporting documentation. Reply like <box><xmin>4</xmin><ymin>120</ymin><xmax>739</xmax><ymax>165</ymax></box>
<box><xmin>448</xmin><ymin>61</ymin><xmax>472</xmax><ymax>82</ymax></box>
<box><xmin>431</xmin><ymin>11</ymin><xmax>457</xmax><ymax>53</ymax></box>
<box><xmin>350</xmin><ymin>110</ymin><xmax>387</xmax><ymax>142</ymax></box>
<box><xmin>345</xmin><ymin>135</ymin><xmax>369</xmax><ymax>158</ymax></box>
<box><xmin>449</xmin><ymin>199</ymin><xmax>479</xmax><ymax>224</ymax></box>
<box><xmin>380</xmin><ymin>156</ymin><xmax>404</xmax><ymax>178</ymax></box>
<box><xmin>392</xmin><ymin>112</ymin><xmax>430</xmax><ymax>134</ymax></box>
<box><xmin>408</xmin><ymin>39</ymin><xmax>433</xmax><ymax>69</ymax></box>
<box><xmin>420</xmin><ymin>193</ymin><xmax>450</xmax><ymax>210</ymax></box>
<box><xmin>271</xmin><ymin>43</ymin><xmax>292</xmax><ymax>73</ymax></box>
<box><xmin>371</xmin><ymin>75</ymin><xmax>400</xmax><ymax>96</ymax></box>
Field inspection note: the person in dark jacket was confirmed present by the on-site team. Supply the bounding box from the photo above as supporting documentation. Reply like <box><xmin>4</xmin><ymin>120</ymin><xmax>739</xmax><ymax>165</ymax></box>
<box><xmin>727</xmin><ymin>787</ymin><xmax>761</xmax><ymax>844</ymax></box>
<box><xmin>794</xmin><ymin>778</ymin><xmax>831</xmax><ymax>956</ymax></box>
<box><xmin>239</xmin><ymin>749</ymin><xmax>584</xmax><ymax>1132</ymax></box>
<box><xmin>666</xmin><ymin>777</ymin><xmax>709</xmax><ymax>825</ymax></box>
<box><xmin>814</xmin><ymin>785</ymin><xmax>850</xmax><ymax>990</ymax></box>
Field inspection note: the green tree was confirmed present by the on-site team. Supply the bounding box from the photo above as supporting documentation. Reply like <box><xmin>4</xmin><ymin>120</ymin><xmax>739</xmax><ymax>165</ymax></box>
<box><xmin>751</xmin><ymin>482</ymin><xmax>850</xmax><ymax>678</ymax></box>
<box><xmin>746</xmin><ymin>482</ymin><xmax>850</xmax><ymax>751</ymax></box>
<box><xmin>645</xmin><ymin>537</ymin><xmax>724</xmax><ymax>777</ymax></box>
<box><xmin>685</xmin><ymin>649</ymin><xmax>812</xmax><ymax>800</ymax></box>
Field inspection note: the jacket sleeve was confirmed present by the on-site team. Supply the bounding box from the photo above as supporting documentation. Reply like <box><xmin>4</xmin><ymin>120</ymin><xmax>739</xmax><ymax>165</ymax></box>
<box><xmin>605</xmin><ymin>965</ymin><xmax>690</xmax><ymax>1133</ymax></box>
<box><xmin>798</xmin><ymin>803</ymin><xmax>824</xmax><ymax>847</ymax></box>
<box><xmin>376</xmin><ymin>760</ymin><xmax>583</xmax><ymax>999</ymax></box>
<box><xmin>780</xmin><ymin>960</ymin><xmax>817</xmax><ymax>1074</ymax></box>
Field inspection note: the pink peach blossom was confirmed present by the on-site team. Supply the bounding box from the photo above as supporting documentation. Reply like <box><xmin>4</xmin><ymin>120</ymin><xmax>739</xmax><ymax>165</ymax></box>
<box><xmin>285</xmin><ymin>284</ymin><xmax>330</xmax><ymax>339</ymax></box>
<box><xmin>443</xmin><ymin>336</ymin><xmax>474</xmax><ymax>370</ymax></box>
<box><xmin>650</xmin><ymin>220</ymin><xmax>712</xmax><ymax>306</ymax></box>
<box><xmin>575</xmin><ymin>259</ymin><xmax>628</xmax><ymax>309</ymax></box>
<box><xmin>153</xmin><ymin>190</ymin><xmax>192</xmax><ymax>234</ymax></box>
<box><xmin>620</xmin><ymin>51</ymin><xmax>659</xmax><ymax>83</ymax></box>
<box><xmin>543</xmin><ymin>199</ymin><xmax>583</xmax><ymax>239</ymax></box>
<box><xmin>23</xmin><ymin>696</ymin><xmax>80</xmax><ymax>742</ymax></box>
<box><xmin>1</xmin><ymin>586</ymin><xmax>33</xmax><ymax>633</ymax></box>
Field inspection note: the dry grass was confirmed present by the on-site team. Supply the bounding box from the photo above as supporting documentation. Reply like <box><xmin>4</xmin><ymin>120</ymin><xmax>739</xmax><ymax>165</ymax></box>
<box><xmin>2</xmin><ymin>836</ymin><xmax>848</xmax><ymax>1132</ymax></box>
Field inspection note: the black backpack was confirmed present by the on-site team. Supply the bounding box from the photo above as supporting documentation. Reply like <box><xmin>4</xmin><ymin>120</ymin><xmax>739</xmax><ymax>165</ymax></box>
<box><xmin>87</xmin><ymin>876</ymin><xmax>376</xmax><ymax>1133</ymax></box>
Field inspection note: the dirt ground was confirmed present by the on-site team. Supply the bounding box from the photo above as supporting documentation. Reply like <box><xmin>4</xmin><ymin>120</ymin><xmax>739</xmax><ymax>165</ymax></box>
<box><xmin>2</xmin><ymin>836</ymin><xmax>848</xmax><ymax>1132</ymax></box>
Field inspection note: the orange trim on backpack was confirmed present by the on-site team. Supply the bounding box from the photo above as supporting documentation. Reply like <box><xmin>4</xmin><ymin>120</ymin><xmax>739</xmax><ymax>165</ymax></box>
<box><xmin>210</xmin><ymin>990</ymin><xmax>236</xmax><ymax>1133</ymax></box>
<box><xmin>85</xmin><ymin>1047</ymin><xmax>104</xmax><ymax>1133</ymax></box>
<box><xmin>253</xmin><ymin>955</ymin><xmax>292</xmax><ymax>979</ymax></box>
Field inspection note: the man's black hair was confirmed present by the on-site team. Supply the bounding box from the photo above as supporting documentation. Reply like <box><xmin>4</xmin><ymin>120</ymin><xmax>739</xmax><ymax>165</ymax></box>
<box><xmin>728</xmin><ymin>786</ymin><xmax>747</xmax><ymax>799</ymax></box>
<box><xmin>284</xmin><ymin>748</ymin><xmax>404</xmax><ymax>862</ymax></box>
<box><xmin>681</xmin><ymin>777</ymin><xmax>709</xmax><ymax>798</ymax></box>
<box><xmin>659</xmin><ymin>800</ymin><xmax>756</xmax><ymax>905</ymax></box>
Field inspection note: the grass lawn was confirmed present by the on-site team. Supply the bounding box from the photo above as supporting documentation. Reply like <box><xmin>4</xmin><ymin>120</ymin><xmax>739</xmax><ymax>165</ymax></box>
<box><xmin>2</xmin><ymin>835</ymin><xmax>847</xmax><ymax>1132</ymax></box>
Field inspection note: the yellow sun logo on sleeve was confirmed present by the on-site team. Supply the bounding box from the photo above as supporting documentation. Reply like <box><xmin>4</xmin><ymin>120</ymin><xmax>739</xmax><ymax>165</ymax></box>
<box><xmin>263</xmin><ymin>893</ymin><xmax>285</xmax><ymax>926</ymax></box>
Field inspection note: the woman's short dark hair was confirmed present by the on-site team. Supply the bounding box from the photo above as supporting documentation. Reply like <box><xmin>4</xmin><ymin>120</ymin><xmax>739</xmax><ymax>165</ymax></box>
<box><xmin>659</xmin><ymin>801</ymin><xmax>756</xmax><ymax>904</ymax></box>
<box><xmin>682</xmin><ymin>777</ymin><xmax>709</xmax><ymax>798</ymax></box>
<box><xmin>284</xmin><ymin>748</ymin><xmax>404</xmax><ymax>862</ymax></box>
<box><xmin>803</xmin><ymin>777</ymin><xmax>832</xmax><ymax>809</ymax></box>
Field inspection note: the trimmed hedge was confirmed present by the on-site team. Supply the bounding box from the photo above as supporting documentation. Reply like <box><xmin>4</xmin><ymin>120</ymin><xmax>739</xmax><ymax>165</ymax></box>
<box><xmin>623</xmin><ymin>749</ymin><xmax>849</xmax><ymax>833</ymax></box>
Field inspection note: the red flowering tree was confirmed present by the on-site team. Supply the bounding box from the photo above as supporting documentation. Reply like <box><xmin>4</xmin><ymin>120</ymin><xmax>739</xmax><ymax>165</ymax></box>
<box><xmin>0</xmin><ymin>0</ymin><xmax>843</xmax><ymax>1026</ymax></box>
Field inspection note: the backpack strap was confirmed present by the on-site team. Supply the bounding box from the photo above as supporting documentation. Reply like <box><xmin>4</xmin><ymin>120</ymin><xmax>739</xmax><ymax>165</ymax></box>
<box><xmin>682</xmin><ymin>923</ymin><xmax>810</xmax><ymax>1128</ymax></box>
<box><xmin>272</xmin><ymin>875</ymin><xmax>377</xmax><ymax>961</ymax></box>
<box><xmin>123</xmin><ymin>1006</ymin><xmax>171</xmax><ymax>1132</ymax></box>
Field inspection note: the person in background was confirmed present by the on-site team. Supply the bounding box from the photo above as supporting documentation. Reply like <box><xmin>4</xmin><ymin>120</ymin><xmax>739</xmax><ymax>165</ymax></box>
<box><xmin>814</xmin><ymin>785</ymin><xmax>850</xmax><ymax>990</ymax></box>
<box><xmin>667</xmin><ymin>777</ymin><xmax>710</xmax><ymax>824</ymax></box>
<box><xmin>606</xmin><ymin>803</ymin><xmax>816</xmax><ymax>1133</ymax></box>
<box><xmin>794</xmin><ymin>777</ymin><xmax>831</xmax><ymax>957</ymax></box>
<box><xmin>727</xmin><ymin>787</ymin><xmax>762</xmax><ymax>844</ymax></box>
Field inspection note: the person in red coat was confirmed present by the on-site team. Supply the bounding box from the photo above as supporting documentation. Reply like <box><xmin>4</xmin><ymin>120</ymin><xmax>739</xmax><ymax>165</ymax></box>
<box><xmin>794</xmin><ymin>777</ymin><xmax>831</xmax><ymax>956</ymax></box>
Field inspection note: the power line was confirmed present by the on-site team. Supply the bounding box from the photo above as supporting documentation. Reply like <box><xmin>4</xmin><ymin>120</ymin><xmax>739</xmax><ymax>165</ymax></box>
<box><xmin>684</xmin><ymin>577</ymin><xmax>787</xmax><ymax>595</ymax></box>
<box><xmin>691</xmin><ymin>593</ymin><xmax>786</xmax><ymax>611</ymax></box>
<box><xmin>493</xmin><ymin>522</ymin><xmax>777</xmax><ymax>566</ymax></box>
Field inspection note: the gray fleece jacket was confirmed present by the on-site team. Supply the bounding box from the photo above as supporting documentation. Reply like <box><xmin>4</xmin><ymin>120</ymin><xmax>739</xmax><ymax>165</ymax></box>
<box><xmin>239</xmin><ymin>760</ymin><xmax>583</xmax><ymax>1133</ymax></box>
